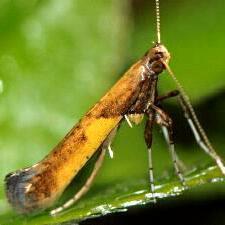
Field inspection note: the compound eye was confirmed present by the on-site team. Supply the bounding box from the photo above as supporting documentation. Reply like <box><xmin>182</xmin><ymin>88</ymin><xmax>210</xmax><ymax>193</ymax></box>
<box><xmin>151</xmin><ymin>61</ymin><xmax>164</xmax><ymax>74</ymax></box>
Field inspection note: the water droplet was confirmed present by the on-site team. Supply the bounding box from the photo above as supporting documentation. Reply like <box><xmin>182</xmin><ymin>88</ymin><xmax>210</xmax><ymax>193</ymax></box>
<box><xmin>121</xmin><ymin>200</ymin><xmax>143</xmax><ymax>208</ymax></box>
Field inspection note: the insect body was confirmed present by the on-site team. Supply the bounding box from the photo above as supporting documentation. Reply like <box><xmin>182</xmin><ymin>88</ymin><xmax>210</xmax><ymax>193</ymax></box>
<box><xmin>5</xmin><ymin>44</ymin><xmax>172</xmax><ymax>215</ymax></box>
<box><xmin>5</xmin><ymin>0</ymin><xmax>225</xmax><ymax>216</ymax></box>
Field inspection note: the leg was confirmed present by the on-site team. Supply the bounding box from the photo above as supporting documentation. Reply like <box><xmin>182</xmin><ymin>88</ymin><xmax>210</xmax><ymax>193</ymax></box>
<box><xmin>124</xmin><ymin>114</ymin><xmax>133</xmax><ymax>128</ymax></box>
<box><xmin>102</xmin><ymin>125</ymin><xmax>119</xmax><ymax>159</ymax></box>
<box><xmin>156</xmin><ymin>90</ymin><xmax>179</xmax><ymax>103</ymax></box>
<box><xmin>144</xmin><ymin>110</ymin><xmax>156</xmax><ymax>202</ymax></box>
<box><xmin>153</xmin><ymin>105</ymin><xmax>186</xmax><ymax>186</ymax></box>
<box><xmin>161</xmin><ymin>126</ymin><xmax>186</xmax><ymax>186</ymax></box>
<box><xmin>178</xmin><ymin>95</ymin><xmax>225</xmax><ymax>175</ymax></box>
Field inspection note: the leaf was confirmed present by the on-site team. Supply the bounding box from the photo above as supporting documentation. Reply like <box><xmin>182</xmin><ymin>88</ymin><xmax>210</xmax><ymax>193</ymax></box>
<box><xmin>1</xmin><ymin>0</ymin><xmax>225</xmax><ymax>224</ymax></box>
<box><xmin>1</xmin><ymin>164</ymin><xmax>225</xmax><ymax>224</ymax></box>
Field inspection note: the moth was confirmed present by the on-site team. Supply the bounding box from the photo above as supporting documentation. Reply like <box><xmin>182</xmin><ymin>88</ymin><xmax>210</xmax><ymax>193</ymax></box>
<box><xmin>5</xmin><ymin>0</ymin><xmax>225</xmax><ymax>216</ymax></box>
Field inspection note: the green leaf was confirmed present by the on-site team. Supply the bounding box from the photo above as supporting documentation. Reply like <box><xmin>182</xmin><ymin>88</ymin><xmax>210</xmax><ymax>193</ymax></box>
<box><xmin>1</xmin><ymin>0</ymin><xmax>225</xmax><ymax>224</ymax></box>
<box><xmin>1</xmin><ymin>162</ymin><xmax>225</xmax><ymax>224</ymax></box>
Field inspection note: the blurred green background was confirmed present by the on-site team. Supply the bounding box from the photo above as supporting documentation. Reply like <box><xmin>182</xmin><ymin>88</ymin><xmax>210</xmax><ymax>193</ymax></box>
<box><xmin>0</xmin><ymin>0</ymin><xmax>225</xmax><ymax>224</ymax></box>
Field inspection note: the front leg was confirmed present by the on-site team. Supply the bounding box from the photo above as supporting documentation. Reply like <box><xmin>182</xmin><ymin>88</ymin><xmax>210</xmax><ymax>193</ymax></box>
<box><xmin>156</xmin><ymin>90</ymin><xmax>179</xmax><ymax>103</ymax></box>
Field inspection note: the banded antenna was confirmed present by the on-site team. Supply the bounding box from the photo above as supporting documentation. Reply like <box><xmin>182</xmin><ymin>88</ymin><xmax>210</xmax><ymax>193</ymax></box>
<box><xmin>155</xmin><ymin>0</ymin><xmax>161</xmax><ymax>43</ymax></box>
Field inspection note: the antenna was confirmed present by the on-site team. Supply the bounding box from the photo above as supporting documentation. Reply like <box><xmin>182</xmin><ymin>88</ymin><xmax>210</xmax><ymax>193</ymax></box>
<box><xmin>162</xmin><ymin>61</ymin><xmax>210</xmax><ymax>148</ymax></box>
<box><xmin>155</xmin><ymin>0</ymin><xmax>161</xmax><ymax>43</ymax></box>
<box><xmin>162</xmin><ymin>60</ymin><xmax>225</xmax><ymax>174</ymax></box>
<box><xmin>155</xmin><ymin>0</ymin><xmax>225</xmax><ymax>175</ymax></box>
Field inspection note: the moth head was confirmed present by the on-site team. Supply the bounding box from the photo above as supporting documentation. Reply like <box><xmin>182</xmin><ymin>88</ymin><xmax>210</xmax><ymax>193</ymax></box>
<box><xmin>153</xmin><ymin>43</ymin><xmax>170</xmax><ymax>64</ymax></box>
<box><xmin>145</xmin><ymin>43</ymin><xmax>170</xmax><ymax>75</ymax></box>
